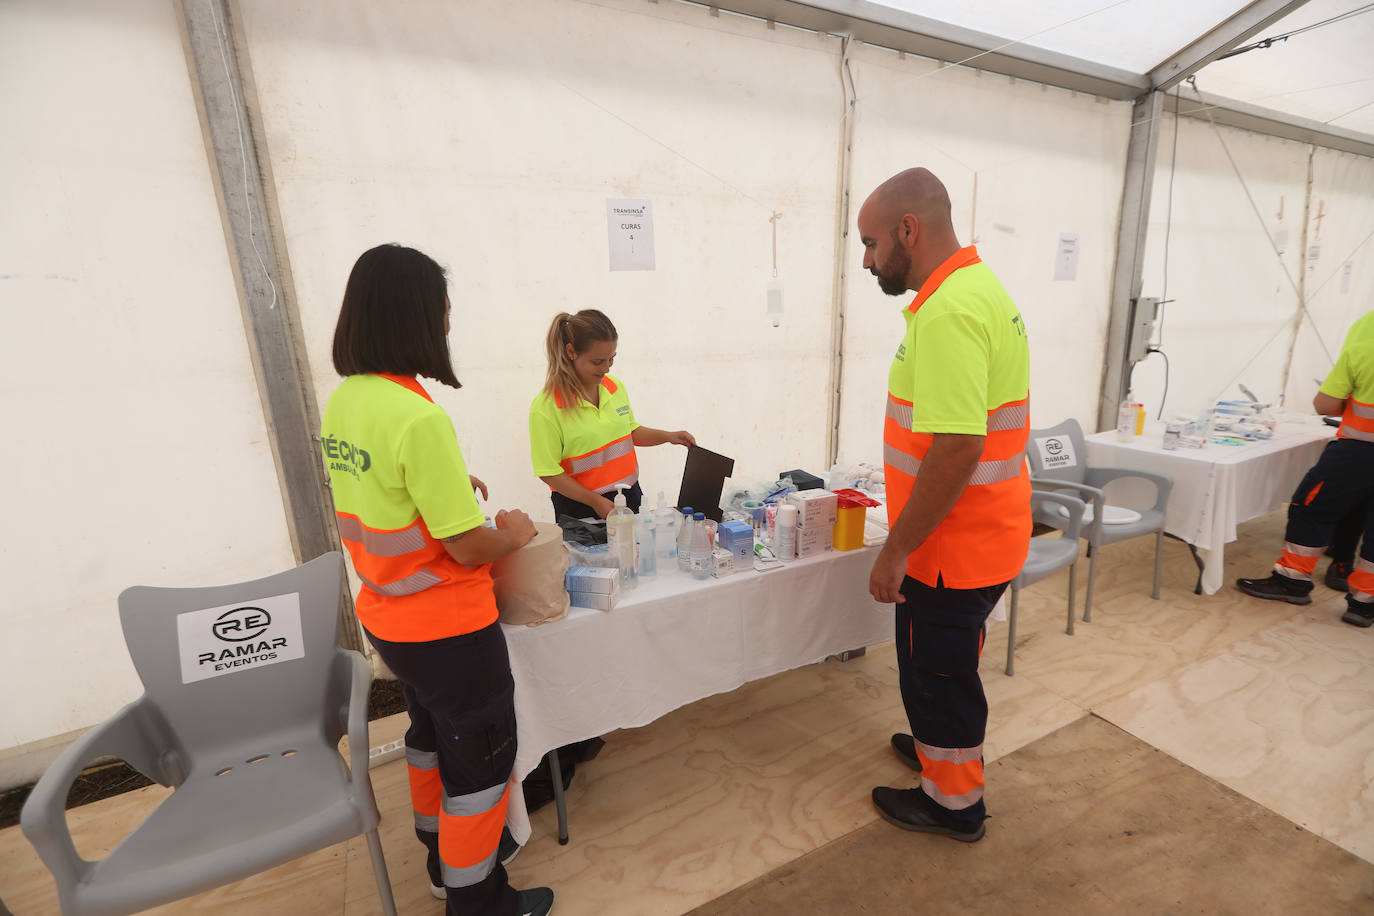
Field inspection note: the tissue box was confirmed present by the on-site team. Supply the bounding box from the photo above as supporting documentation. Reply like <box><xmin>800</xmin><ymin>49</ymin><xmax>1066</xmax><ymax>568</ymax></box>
<box><xmin>711</xmin><ymin>547</ymin><xmax>736</xmax><ymax>578</ymax></box>
<box><xmin>795</xmin><ymin>523</ymin><xmax>834</xmax><ymax>558</ymax></box>
<box><xmin>717</xmin><ymin>521</ymin><xmax>754</xmax><ymax>561</ymax></box>
<box><xmin>786</xmin><ymin>489</ymin><xmax>838</xmax><ymax>528</ymax></box>
<box><xmin>569</xmin><ymin>590</ymin><xmax>618</xmax><ymax>611</ymax></box>
<box><xmin>565</xmin><ymin>566</ymin><xmax>619</xmax><ymax>594</ymax></box>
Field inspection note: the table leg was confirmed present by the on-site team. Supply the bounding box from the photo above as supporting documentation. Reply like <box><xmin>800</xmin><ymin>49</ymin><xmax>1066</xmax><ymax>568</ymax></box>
<box><xmin>1164</xmin><ymin>533</ymin><xmax>1205</xmax><ymax>595</ymax></box>
<box><xmin>545</xmin><ymin>750</ymin><xmax>569</xmax><ymax>845</ymax></box>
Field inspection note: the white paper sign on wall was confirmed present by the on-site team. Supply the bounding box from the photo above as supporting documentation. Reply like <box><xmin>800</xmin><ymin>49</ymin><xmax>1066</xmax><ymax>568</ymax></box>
<box><xmin>1053</xmin><ymin>233</ymin><xmax>1079</xmax><ymax>281</ymax></box>
<box><xmin>1034</xmin><ymin>435</ymin><xmax>1078</xmax><ymax>472</ymax></box>
<box><xmin>606</xmin><ymin>198</ymin><xmax>655</xmax><ymax>271</ymax></box>
<box><xmin>177</xmin><ymin>592</ymin><xmax>306</xmax><ymax>684</ymax></box>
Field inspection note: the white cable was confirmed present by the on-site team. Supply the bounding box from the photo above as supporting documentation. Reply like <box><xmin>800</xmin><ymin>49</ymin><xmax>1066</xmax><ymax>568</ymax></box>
<box><xmin>207</xmin><ymin>0</ymin><xmax>279</xmax><ymax>310</ymax></box>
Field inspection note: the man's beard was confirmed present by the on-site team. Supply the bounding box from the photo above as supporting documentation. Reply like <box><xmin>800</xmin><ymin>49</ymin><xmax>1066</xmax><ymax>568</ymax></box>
<box><xmin>873</xmin><ymin>246</ymin><xmax>911</xmax><ymax>296</ymax></box>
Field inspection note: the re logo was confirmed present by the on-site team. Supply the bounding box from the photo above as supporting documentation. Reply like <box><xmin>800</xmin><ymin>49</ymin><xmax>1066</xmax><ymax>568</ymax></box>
<box><xmin>1044</xmin><ymin>438</ymin><xmax>1064</xmax><ymax>455</ymax></box>
<box><xmin>213</xmin><ymin>606</ymin><xmax>272</xmax><ymax>642</ymax></box>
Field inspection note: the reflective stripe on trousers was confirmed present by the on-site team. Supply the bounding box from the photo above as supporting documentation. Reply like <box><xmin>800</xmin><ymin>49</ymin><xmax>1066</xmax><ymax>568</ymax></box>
<box><xmin>407</xmin><ymin>746</ymin><xmax>442</xmax><ymax>834</ymax></box>
<box><xmin>440</xmin><ymin>779</ymin><xmax>512</xmax><ymax>888</ymax></box>
<box><xmin>1350</xmin><ymin>558</ymin><xmax>1374</xmax><ymax>603</ymax></box>
<box><xmin>915</xmin><ymin>738</ymin><xmax>986</xmax><ymax>811</ymax></box>
<box><xmin>1275</xmin><ymin>541</ymin><xmax>1324</xmax><ymax>580</ymax></box>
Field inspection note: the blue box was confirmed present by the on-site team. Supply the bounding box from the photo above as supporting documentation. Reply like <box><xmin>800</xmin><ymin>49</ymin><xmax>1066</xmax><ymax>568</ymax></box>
<box><xmin>717</xmin><ymin>520</ymin><xmax>754</xmax><ymax>562</ymax></box>
<box><xmin>565</xmin><ymin>566</ymin><xmax>619</xmax><ymax>594</ymax></box>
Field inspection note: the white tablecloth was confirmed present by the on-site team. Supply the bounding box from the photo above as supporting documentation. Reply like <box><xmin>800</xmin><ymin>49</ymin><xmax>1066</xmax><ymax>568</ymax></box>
<box><xmin>1084</xmin><ymin>419</ymin><xmax>1335</xmax><ymax>594</ymax></box>
<box><xmin>501</xmin><ymin>546</ymin><xmax>893</xmax><ymax>842</ymax></box>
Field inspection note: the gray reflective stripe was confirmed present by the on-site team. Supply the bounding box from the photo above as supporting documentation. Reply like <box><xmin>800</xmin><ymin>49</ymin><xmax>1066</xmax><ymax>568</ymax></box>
<box><xmin>1283</xmin><ymin>542</ymin><xmax>1325</xmax><ymax>558</ymax></box>
<box><xmin>913</xmin><ymin>739</ymin><xmax>984</xmax><ymax>764</ymax></box>
<box><xmin>884</xmin><ymin>443</ymin><xmax>921</xmax><ymax>477</ymax></box>
<box><xmin>1357</xmin><ymin>558</ymin><xmax>1374</xmax><ymax>574</ymax></box>
<box><xmin>336</xmin><ymin>515</ymin><xmax>427</xmax><ymax>557</ymax></box>
<box><xmin>921</xmin><ymin>774</ymin><xmax>983</xmax><ymax>811</ymax></box>
<box><xmin>1350</xmin><ymin>401</ymin><xmax>1374</xmax><ymax>419</ymax></box>
<box><xmin>1273</xmin><ymin>563</ymin><xmax>1312</xmax><ymax>581</ymax></box>
<box><xmin>442</xmin><ymin>781</ymin><xmax>508</xmax><ymax>818</ymax></box>
<box><xmin>406</xmin><ymin>747</ymin><xmax>439</xmax><ymax>770</ymax></box>
<box><xmin>1351</xmin><ymin>588</ymin><xmax>1374</xmax><ymax>603</ymax></box>
<box><xmin>969</xmin><ymin>454</ymin><xmax>1025</xmax><ymax>486</ymax></box>
<box><xmin>568</xmin><ymin>437</ymin><xmax>635</xmax><ymax>474</ymax></box>
<box><xmin>986</xmin><ymin>401</ymin><xmax>1028</xmax><ymax>432</ymax></box>
<box><xmin>1339</xmin><ymin>425</ymin><xmax>1374</xmax><ymax>442</ymax></box>
<box><xmin>414</xmin><ymin>813</ymin><xmax>439</xmax><ymax>833</ymax></box>
<box><xmin>442</xmin><ymin>849</ymin><xmax>497</xmax><ymax>888</ymax></box>
<box><xmin>601</xmin><ymin>470</ymin><xmax>640</xmax><ymax>492</ymax></box>
<box><xmin>886</xmin><ymin>395</ymin><xmax>913</xmax><ymax>430</ymax></box>
<box><xmin>358</xmin><ymin>568</ymin><xmax>445</xmax><ymax>597</ymax></box>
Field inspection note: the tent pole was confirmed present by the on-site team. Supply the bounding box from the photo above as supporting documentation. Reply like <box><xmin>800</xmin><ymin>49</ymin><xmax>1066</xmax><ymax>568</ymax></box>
<box><xmin>1277</xmin><ymin>146</ymin><xmax>1317</xmax><ymax>407</ymax></box>
<box><xmin>826</xmin><ymin>35</ymin><xmax>857</xmax><ymax>467</ymax></box>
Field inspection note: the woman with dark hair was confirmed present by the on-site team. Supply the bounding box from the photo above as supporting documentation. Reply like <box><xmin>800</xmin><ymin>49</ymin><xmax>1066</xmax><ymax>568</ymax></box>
<box><xmin>528</xmin><ymin>309</ymin><xmax>695</xmax><ymax>520</ymax></box>
<box><xmin>321</xmin><ymin>244</ymin><xmax>552</xmax><ymax>916</ymax></box>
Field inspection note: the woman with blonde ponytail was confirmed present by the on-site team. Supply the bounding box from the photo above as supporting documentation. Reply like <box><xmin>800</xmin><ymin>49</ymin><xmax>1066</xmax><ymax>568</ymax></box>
<box><xmin>529</xmin><ymin>309</ymin><xmax>695</xmax><ymax>519</ymax></box>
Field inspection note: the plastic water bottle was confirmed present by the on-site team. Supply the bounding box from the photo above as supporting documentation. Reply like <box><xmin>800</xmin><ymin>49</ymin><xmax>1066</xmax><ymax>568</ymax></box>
<box><xmin>689</xmin><ymin>512</ymin><xmax>711</xmax><ymax>580</ymax></box>
<box><xmin>606</xmin><ymin>488</ymin><xmax>637</xmax><ymax>590</ymax></box>
<box><xmin>635</xmin><ymin>512</ymin><xmax>657</xmax><ymax>579</ymax></box>
<box><xmin>654</xmin><ymin>491</ymin><xmax>680</xmax><ymax>563</ymax></box>
<box><xmin>677</xmin><ymin>506</ymin><xmax>695</xmax><ymax>572</ymax></box>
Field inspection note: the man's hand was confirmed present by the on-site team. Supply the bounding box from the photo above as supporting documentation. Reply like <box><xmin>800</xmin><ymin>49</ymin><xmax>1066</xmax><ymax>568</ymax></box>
<box><xmin>469</xmin><ymin>475</ymin><xmax>489</xmax><ymax>500</ymax></box>
<box><xmin>869</xmin><ymin>544</ymin><xmax>908</xmax><ymax>604</ymax></box>
<box><xmin>668</xmin><ymin>430</ymin><xmax>697</xmax><ymax>447</ymax></box>
<box><xmin>494</xmin><ymin>508</ymin><xmax>537</xmax><ymax>548</ymax></box>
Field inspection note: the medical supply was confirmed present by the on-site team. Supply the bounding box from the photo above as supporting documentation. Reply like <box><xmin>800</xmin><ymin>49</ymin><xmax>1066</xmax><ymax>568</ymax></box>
<box><xmin>606</xmin><ymin>488</ymin><xmax>637</xmax><ymax>590</ymax></box>
<box><xmin>711</xmin><ymin>547</ymin><xmax>736</xmax><ymax>578</ymax></box>
<box><xmin>779</xmin><ymin>468</ymin><xmax>824</xmax><ymax>491</ymax></box>
<box><xmin>565</xmin><ymin>541</ymin><xmax>615</xmax><ymax>568</ymax></box>
<box><xmin>832</xmin><ymin>488</ymin><xmax>881</xmax><ymax>550</ymax></box>
<box><xmin>564</xmin><ymin>566</ymin><xmax>619</xmax><ymax>594</ymax></box>
<box><xmin>795</xmin><ymin>524</ymin><xmax>834</xmax><ymax>558</ymax></box>
<box><xmin>569</xmin><ymin>590</ymin><xmax>618</xmax><ymax>611</ymax></box>
<box><xmin>1116</xmin><ymin>391</ymin><xmax>1143</xmax><ymax>441</ymax></box>
<box><xmin>775</xmin><ymin>504</ymin><xmax>798</xmax><ymax>560</ymax></box>
<box><xmin>677</xmin><ymin>506</ymin><xmax>695</xmax><ymax>572</ymax></box>
<box><xmin>1162</xmin><ymin>420</ymin><xmax>1185</xmax><ymax>451</ymax></box>
<box><xmin>688</xmin><ymin>512</ymin><xmax>712</xmax><ymax>580</ymax></box>
<box><xmin>717</xmin><ymin>520</ymin><xmax>755</xmax><ymax>562</ymax></box>
<box><xmin>634</xmin><ymin>513</ymin><xmax>657</xmax><ymax>578</ymax></box>
<box><xmin>654</xmin><ymin>491</ymin><xmax>680</xmax><ymax>562</ymax></box>
<box><xmin>785</xmin><ymin>489</ymin><xmax>839</xmax><ymax>528</ymax></box>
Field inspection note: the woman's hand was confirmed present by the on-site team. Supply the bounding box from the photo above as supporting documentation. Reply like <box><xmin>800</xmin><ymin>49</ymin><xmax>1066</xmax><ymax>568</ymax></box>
<box><xmin>494</xmin><ymin>509</ymin><xmax>537</xmax><ymax>548</ymax></box>
<box><xmin>667</xmin><ymin>430</ymin><xmax>697</xmax><ymax>447</ymax></box>
<box><xmin>469</xmin><ymin>475</ymin><xmax>489</xmax><ymax>500</ymax></box>
<box><xmin>593</xmin><ymin>495</ymin><xmax>616</xmax><ymax>519</ymax></box>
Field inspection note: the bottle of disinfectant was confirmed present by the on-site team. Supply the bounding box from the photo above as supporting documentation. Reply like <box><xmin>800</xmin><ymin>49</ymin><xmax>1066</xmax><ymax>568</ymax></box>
<box><xmin>606</xmin><ymin>488</ymin><xmax>638</xmax><ymax>590</ymax></box>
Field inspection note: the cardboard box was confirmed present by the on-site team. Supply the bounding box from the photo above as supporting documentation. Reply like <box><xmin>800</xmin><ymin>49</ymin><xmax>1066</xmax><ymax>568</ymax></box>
<box><xmin>795</xmin><ymin>536</ymin><xmax>833</xmax><ymax>559</ymax></box>
<box><xmin>565</xmin><ymin>566</ymin><xmax>619</xmax><ymax>595</ymax></box>
<box><xmin>717</xmin><ymin>520</ymin><xmax>754</xmax><ymax>561</ymax></box>
<box><xmin>786</xmin><ymin>489</ymin><xmax>838</xmax><ymax>527</ymax></box>
<box><xmin>568</xmin><ymin>590</ymin><xmax>618</xmax><ymax>611</ymax></box>
<box><xmin>711</xmin><ymin>547</ymin><xmax>736</xmax><ymax>578</ymax></box>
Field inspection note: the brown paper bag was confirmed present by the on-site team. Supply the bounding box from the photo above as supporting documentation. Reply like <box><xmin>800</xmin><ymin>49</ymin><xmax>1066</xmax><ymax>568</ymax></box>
<box><xmin>491</xmin><ymin>522</ymin><xmax>570</xmax><ymax>626</ymax></box>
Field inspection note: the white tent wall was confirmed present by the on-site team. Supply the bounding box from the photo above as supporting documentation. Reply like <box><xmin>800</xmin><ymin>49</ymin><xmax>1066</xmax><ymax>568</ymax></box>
<box><xmin>837</xmin><ymin>43</ymin><xmax>1132</xmax><ymax>460</ymax></box>
<box><xmin>1282</xmin><ymin>148</ymin><xmax>1374</xmax><ymax>408</ymax></box>
<box><xmin>1131</xmin><ymin>114</ymin><xmax>1313</xmax><ymax>420</ymax></box>
<box><xmin>236</xmin><ymin>0</ymin><xmax>846</xmax><ymax>523</ymax></box>
<box><xmin>0</xmin><ymin>0</ymin><xmax>296</xmax><ymax>769</ymax></box>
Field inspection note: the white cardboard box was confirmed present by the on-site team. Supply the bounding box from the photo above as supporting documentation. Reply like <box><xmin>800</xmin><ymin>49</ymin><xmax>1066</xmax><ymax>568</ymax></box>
<box><xmin>786</xmin><ymin>490</ymin><xmax>838</xmax><ymax>527</ymax></box>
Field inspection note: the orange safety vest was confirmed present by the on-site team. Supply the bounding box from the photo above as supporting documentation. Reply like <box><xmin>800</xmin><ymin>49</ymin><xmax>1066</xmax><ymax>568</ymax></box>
<box><xmin>1338</xmin><ymin>396</ymin><xmax>1374</xmax><ymax>443</ymax></box>
<box><xmin>551</xmin><ymin>378</ymin><xmax>640</xmax><ymax>494</ymax></box>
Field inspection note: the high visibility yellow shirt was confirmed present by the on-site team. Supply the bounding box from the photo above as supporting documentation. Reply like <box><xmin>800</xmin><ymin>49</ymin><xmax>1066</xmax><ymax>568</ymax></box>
<box><xmin>1320</xmin><ymin>310</ymin><xmax>1374</xmax><ymax>442</ymax></box>
<box><xmin>528</xmin><ymin>375</ymin><xmax>641</xmax><ymax>494</ymax></box>
<box><xmin>884</xmin><ymin>246</ymin><xmax>1032</xmax><ymax>588</ymax></box>
<box><xmin>321</xmin><ymin>373</ymin><xmax>496</xmax><ymax>642</ymax></box>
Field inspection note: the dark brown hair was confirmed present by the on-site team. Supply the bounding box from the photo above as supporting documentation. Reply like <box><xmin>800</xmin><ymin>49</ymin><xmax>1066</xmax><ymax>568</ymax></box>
<box><xmin>332</xmin><ymin>244</ymin><xmax>460</xmax><ymax>388</ymax></box>
<box><xmin>544</xmin><ymin>310</ymin><xmax>618</xmax><ymax>407</ymax></box>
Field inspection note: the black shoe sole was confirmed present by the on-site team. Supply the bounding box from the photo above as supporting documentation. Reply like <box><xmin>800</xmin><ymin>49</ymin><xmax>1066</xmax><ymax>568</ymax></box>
<box><xmin>1341</xmin><ymin>609</ymin><xmax>1374</xmax><ymax>628</ymax></box>
<box><xmin>875</xmin><ymin>806</ymin><xmax>986</xmax><ymax>842</ymax></box>
<box><xmin>1236</xmin><ymin>581</ymin><xmax>1311</xmax><ymax>605</ymax></box>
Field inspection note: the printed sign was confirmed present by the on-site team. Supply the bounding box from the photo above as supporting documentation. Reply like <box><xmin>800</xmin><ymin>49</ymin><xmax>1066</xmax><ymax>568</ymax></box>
<box><xmin>1053</xmin><ymin>233</ymin><xmax>1079</xmax><ymax>281</ymax></box>
<box><xmin>1034</xmin><ymin>435</ymin><xmax>1077</xmax><ymax>471</ymax></box>
<box><xmin>177</xmin><ymin>592</ymin><xmax>305</xmax><ymax>684</ymax></box>
<box><xmin>606</xmin><ymin>198</ymin><xmax>655</xmax><ymax>271</ymax></box>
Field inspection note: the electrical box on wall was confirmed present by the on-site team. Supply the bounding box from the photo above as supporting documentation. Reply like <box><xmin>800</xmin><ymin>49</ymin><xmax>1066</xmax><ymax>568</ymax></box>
<box><xmin>1127</xmin><ymin>296</ymin><xmax>1161</xmax><ymax>366</ymax></box>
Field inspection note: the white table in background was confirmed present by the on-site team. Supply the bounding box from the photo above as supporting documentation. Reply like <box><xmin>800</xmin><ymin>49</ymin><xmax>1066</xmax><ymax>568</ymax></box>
<box><xmin>500</xmin><ymin>545</ymin><xmax>892</xmax><ymax>844</ymax></box>
<box><xmin>1084</xmin><ymin>419</ymin><xmax>1335</xmax><ymax>595</ymax></box>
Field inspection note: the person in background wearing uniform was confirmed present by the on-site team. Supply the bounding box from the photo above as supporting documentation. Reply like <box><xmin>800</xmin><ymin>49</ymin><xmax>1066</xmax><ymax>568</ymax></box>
<box><xmin>1237</xmin><ymin>309</ymin><xmax>1374</xmax><ymax>627</ymax></box>
<box><xmin>858</xmin><ymin>168</ymin><xmax>1031</xmax><ymax>843</ymax></box>
<box><xmin>529</xmin><ymin>309</ymin><xmax>695</xmax><ymax>520</ymax></box>
<box><xmin>321</xmin><ymin>244</ymin><xmax>553</xmax><ymax>916</ymax></box>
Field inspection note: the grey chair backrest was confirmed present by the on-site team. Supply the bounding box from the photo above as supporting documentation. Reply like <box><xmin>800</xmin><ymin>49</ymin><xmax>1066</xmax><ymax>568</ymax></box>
<box><xmin>117</xmin><ymin>552</ymin><xmax>346</xmax><ymax>766</ymax></box>
<box><xmin>1025</xmin><ymin>418</ymin><xmax>1089</xmax><ymax>485</ymax></box>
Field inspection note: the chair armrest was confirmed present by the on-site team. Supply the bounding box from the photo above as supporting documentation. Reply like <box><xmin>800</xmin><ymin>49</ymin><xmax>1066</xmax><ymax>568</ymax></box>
<box><xmin>21</xmin><ymin>697</ymin><xmax>184</xmax><ymax>888</ymax></box>
<box><xmin>1029</xmin><ymin>478</ymin><xmax>1105</xmax><ymax>541</ymax></box>
<box><xmin>334</xmin><ymin>649</ymin><xmax>374</xmax><ymax>787</ymax></box>
<box><xmin>1084</xmin><ymin>467</ymin><xmax>1174</xmax><ymax>513</ymax></box>
<box><xmin>1030</xmin><ymin>490</ymin><xmax>1087</xmax><ymax>542</ymax></box>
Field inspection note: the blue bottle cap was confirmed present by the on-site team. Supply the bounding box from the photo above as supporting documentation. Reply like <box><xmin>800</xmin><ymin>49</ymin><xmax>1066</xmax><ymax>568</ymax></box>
<box><xmin>682</xmin><ymin>506</ymin><xmax>693</xmax><ymax>515</ymax></box>
<box><xmin>693</xmin><ymin>512</ymin><xmax>705</xmax><ymax>520</ymax></box>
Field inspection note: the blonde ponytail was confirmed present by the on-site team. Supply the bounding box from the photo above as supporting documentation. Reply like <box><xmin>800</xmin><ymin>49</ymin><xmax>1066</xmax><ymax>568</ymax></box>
<box><xmin>543</xmin><ymin>309</ymin><xmax>618</xmax><ymax>408</ymax></box>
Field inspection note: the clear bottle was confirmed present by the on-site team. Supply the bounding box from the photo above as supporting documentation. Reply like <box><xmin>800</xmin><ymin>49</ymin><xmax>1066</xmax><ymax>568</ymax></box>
<box><xmin>775</xmin><ymin>503</ymin><xmax>797</xmax><ymax>561</ymax></box>
<box><xmin>677</xmin><ymin>506</ymin><xmax>695</xmax><ymax>572</ymax></box>
<box><xmin>634</xmin><ymin>512</ymin><xmax>657</xmax><ymax>579</ymax></box>
<box><xmin>1116</xmin><ymin>390</ymin><xmax>1138</xmax><ymax>442</ymax></box>
<box><xmin>654</xmin><ymin>490</ymin><xmax>680</xmax><ymax>563</ymax></box>
<box><xmin>606</xmin><ymin>488</ymin><xmax>638</xmax><ymax>590</ymax></box>
<box><xmin>688</xmin><ymin>512</ymin><xmax>711</xmax><ymax>580</ymax></box>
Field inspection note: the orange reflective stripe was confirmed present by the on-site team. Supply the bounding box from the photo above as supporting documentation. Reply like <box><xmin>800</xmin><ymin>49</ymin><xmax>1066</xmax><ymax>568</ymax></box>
<box><xmin>336</xmin><ymin>515</ymin><xmax>428</xmax><ymax>557</ymax></box>
<box><xmin>914</xmin><ymin>741</ymin><xmax>985</xmax><ymax>810</ymax></box>
<box><xmin>1276</xmin><ymin>542</ymin><xmax>1322</xmax><ymax>579</ymax></box>
<box><xmin>1339</xmin><ymin>398</ymin><xmax>1374</xmax><ymax>441</ymax></box>
<box><xmin>1303</xmin><ymin>481</ymin><xmax>1325</xmax><ymax>506</ymax></box>
<box><xmin>560</xmin><ymin>434</ymin><xmax>639</xmax><ymax>493</ymax></box>
<box><xmin>406</xmin><ymin>747</ymin><xmax>441</xmax><ymax>832</ymax></box>
<box><xmin>1349</xmin><ymin>559</ymin><xmax>1374</xmax><ymax>602</ymax></box>
<box><xmin>438</xmin><ymin>781</ymin><xmax>510</xmax><ymax>869</ymax></box>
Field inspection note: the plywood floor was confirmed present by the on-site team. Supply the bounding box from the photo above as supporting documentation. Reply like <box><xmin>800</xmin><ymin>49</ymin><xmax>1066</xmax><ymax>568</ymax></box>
<box><xmin>2</xmin><ymin>509</ymin><xmax>1371</xmax><ymax>915</ymax></box>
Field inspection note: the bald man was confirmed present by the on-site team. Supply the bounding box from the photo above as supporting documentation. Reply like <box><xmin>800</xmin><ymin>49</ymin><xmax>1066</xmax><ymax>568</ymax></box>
<box><xmin>859</xmin><ymin>168</ymin><xmax>1031</xmax><ymax>842</ymax></box>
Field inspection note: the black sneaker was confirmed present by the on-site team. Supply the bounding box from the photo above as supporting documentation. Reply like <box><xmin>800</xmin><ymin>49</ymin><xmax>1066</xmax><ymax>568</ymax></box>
<box><xmin>517</xmin><ymin>886</ymin><xmax>555</xmax><ymax>916</ymax></box>
<box><xmin>498</xmin><ymin>826</ymin><xmax>521</xmax><ymax>866</ymax></box>
<box><xmin>1236</xmin><ymin>573</ymin><xmax>1312</xmax><ymax>605</ymax></box>
<box><xmin>871</xmin><ymin>786</ymin><xmax>985</xmax><ymax>842</ymax></box>
<box><xmin>890</xmin><ymin>734</ymin><xmax>923</xmax><ymax>773</ymax></box>
<box><xmin>1326</xmin><ymin>560</ymin><xmax>1353</xmax><ymax>592</ymax></box>
<box><xmin>1341</xmin><ymin>602</ymin><xmax>1374</xmax><ymax>628</ymax></box>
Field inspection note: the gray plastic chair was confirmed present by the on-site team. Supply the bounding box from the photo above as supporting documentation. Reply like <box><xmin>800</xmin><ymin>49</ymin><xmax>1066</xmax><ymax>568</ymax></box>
<box><xmin>21</xmin><ymin>552</ymin><xmax>397</xmax><ymax>916</ymax></box>
<box><xmin>1006</xmin><ymin>490</ymin><xmax>1085</xmax><ymax>676</ymax></box>
<box><xmin>1025</xmin><ymin>418</ymin><xmax>1173</xmax><ymax>624</ymax></box>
